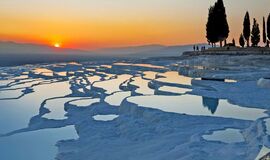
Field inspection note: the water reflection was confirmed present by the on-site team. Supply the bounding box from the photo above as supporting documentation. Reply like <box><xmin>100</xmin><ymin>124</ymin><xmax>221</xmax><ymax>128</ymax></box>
<box><xmin>130</xmin><ymin>77</ymin><xmax>154</xmax><ymax>95</ymax></box>
<box><xmin>94</xmin><ymin>74</ymin><xmax>131</xmax><ymax>94</ymax></box>
<box><xmin>159</xmin><ymin>86</ymin><xmax>191</xmax><ymax>94</ymax></box>
<box><xmin>105</xmin><ymin>91</ymin><xmax>131</xmax><ymax>106</ymax></box>
<box><xmin>0</xmin><ymin>80</ymin><xmax>14</xmax><ymax>86</ymax></box>
<box><xmin>0</xmin><ymin>81</ymin><xmax>71</xmax><ymax>134</ymax></box>
<box><xmin>93</xmin><ymin>115</ymin><xmax>119</xmax><ymax>121</ymax></box>
<box><xmin>31</xmin><ymin>68</ymin><xmax>54</xmax><ymax>77</ymax></box>
<box><xmin>202</xmin><ymin>97</ymin><xmax>219</xmax><ymax>114</ymax></box>
<box><xmin>202</xmin><ymin>128</ymin><xmax>244</xmax><ymax>143</ymax></box>
<box><xmin>113</xmin><ymin>63</ymin><xmax>165</xmax><ymax>69</ymax></box>
<box><xmin>127</xmin><ymin>95</ymin><xmax>267</xmax><ymax>121</ymax></box>
<box><xmin>156</xmin><ymin>71</ymin><xmax>192</xmax><ymax>85</ymax></box>
<box><xmin>0</xmin><ymin>61</ymin><xmax>270</xmax><ymax>160</ymax></box>
<box><xmin>0</xmin><ymin>126</ymin><xmax>78</xmax><ymax>160</ymax></box>
<box><xmin>143</xmin><ymin>71</ymin><xmax>158</xmax><ymax>80</ymax></box>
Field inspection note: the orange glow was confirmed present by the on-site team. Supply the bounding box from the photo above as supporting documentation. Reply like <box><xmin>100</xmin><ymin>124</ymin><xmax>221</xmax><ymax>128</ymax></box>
<box><xmin>54</xmin><ymin>43</ymin><xmax>61</xmax><ymax>48</ymax></box>
<box><xmin>0</xmin><ymin>0</ymin><xmax>269</xmax><ymax>49</ymax></box>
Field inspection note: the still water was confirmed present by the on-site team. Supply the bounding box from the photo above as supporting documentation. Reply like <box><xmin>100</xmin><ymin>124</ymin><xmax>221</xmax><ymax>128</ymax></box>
<box><xmin>0</xmin><ymin>62</ymin><xmax>269</xmax><ymax>160</ymax></box>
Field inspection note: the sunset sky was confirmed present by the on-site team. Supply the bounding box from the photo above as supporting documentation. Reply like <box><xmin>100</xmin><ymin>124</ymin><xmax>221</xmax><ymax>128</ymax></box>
<box><xmin>0</xmin><ymin>0</ymin><xmax>269</xmax><ymax>50</ymax></box>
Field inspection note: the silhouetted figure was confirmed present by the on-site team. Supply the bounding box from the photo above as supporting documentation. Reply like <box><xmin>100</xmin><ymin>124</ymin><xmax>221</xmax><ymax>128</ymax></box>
<box><xmin>202</xmin><ymin>97</ymin><xmax>219</xmax><ymax>114</ymax></box>
<box><xmin>251</xmin><ymin>18</ymin><xmax>260</xmax><ymax>47</ymax></box>
<box><xmin>196</xmin><ymin>46</ymin><xmax>199</xmax><ymax>51</ymax></box>
<box><xmin>243</xmin><ymin>12</ymin><xmax>251</xmax><ymax>47</ymax></box>
<box><xmin>193</xmin><ymin>45</ymin><xmax>196</xmax><ymax>51</ymax></box>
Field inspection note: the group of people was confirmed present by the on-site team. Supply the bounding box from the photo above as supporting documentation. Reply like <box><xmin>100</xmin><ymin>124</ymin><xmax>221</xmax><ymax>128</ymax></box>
<box><xmin>193</xmin><ymin>45</ymin><xmax>206</xmax><ymax>51</ymax></box>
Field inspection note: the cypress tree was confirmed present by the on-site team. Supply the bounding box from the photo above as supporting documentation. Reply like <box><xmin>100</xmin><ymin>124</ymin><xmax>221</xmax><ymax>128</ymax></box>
<box><xmin>243</xmin><ymin>12</ymin><xmax>251</xmax><ymax>47</ymax></box>
<box><xmin>215</xmin><ymin>0</ymin><xmax>229</xmax><ymax>47</ymax></box>
<box><xmin>263</xmin><ymin>17</ymin><xmax>267</xmax><ymax>45</ymax></box>
<box><xmin>267</xmin><ymin>14</ymin><xmax>270</xmax><ymax>46</ymax></box>
<box><xmin>251</xmin><ymin>18</ymin><xmax>260</xmax><ymax>47</ymax></box>
<box><xmin>206</xmin><ymin>0</ymin><xmax>229</xmax><ymax>47</ymax></box>
<box><xmin>206</xmin><ymin>6</ymin><xmax>219</xmax><ymax>46</ymax></box>
<box><xmin>239</xmin><ymin>34</ymin><xmax>245</xmax><ymax>47</ymax></box>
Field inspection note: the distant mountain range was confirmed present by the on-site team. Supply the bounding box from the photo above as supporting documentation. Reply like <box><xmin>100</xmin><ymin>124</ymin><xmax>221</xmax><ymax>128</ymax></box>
<box><xmin>0</xmin><ymin>41</ymin><xmax>208</xmax><ymax>66</ymax></box>
<box><xmin>95</xmin><ymin>44</ymin><xmax>195</xmax><ymax>57</ymax></box>
<box><xmin>0</xmin><ymin>41</ymin><xmax>91</xmax><ymax>55</ymax></box>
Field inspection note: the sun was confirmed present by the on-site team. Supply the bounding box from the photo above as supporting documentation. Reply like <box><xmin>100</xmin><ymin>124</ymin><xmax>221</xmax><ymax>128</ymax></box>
<box><xmin>54</xmin><ymin>43</ymin><xmax>61</xmax><ymax>48</ymax></box>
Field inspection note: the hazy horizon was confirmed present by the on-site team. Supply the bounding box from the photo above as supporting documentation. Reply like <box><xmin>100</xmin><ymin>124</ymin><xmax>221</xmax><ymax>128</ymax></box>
<box><xmin>1</xmin><ymin>0</ymin><xmax>270</xmax><ymax>49</ymax></box>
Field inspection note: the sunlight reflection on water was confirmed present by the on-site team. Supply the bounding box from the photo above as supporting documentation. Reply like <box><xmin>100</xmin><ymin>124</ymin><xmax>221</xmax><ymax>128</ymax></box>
<box><xmin>202</xmin><ymin>128</ymin><xmax>244</xmax><ymax>143</ymax></box>
<box><xmin>127</xmin><ymin>95</ymin><xmax>267</xmax><ymax>121</ymax></box>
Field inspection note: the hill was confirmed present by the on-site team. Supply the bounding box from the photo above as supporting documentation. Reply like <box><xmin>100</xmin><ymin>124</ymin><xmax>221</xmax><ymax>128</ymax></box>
<box><xmin>0</xmin><ymin>41</ymin><xmax>208</xmax><ymax>66</ymax></box>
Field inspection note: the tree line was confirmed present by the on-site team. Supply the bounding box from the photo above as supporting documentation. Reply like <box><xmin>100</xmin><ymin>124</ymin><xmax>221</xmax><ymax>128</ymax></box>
<box><xmin>206</xmin><ymin>0</ymin><xmax>270</xmax><ymax>48</ymax></box>
<box><xmin>239</xmin><ymin>12</ymin><xmax>270</xmax><ymax>47</ymax></box>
